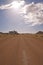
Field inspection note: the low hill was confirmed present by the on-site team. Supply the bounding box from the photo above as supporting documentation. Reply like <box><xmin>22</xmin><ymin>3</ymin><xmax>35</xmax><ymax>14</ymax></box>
<box><xmin>36</xmin><ymin>31</ymin><xmax>43</xmax><ymax>34</ymax></box>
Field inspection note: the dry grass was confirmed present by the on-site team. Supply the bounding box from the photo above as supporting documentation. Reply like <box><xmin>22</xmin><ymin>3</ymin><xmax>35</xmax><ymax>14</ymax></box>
<box><xmin>0</xmin><ymin>33</ymin><xmax>43</xmax><ymax>38</ymax></box>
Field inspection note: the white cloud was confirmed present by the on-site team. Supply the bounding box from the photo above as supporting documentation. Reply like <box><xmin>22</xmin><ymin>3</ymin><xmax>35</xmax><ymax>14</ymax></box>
<box><xmin>0</xmin><ymin>4</ymin><xmax>11</xmax><ymax>10</ymax></box>
<box><xmin>0</xmin><ymin>1</ymin><xmax>43</xmax><ymax>26</ymax></box>
<box><xmin>20</xmin><ymin>2</ymin><xmax>43</xmax><ymax>26</ymax></box>
<box><xmin>0</xmin><ymin>0</ymin><xmax>25</xmax><ymax>10</ymax></box>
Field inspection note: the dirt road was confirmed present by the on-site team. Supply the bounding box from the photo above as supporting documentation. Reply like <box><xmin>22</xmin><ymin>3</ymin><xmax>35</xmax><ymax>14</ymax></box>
<box><xmin>0</xmin><ymin>35</ymin><xmax>43</xmax><ymax>65</ymax></box>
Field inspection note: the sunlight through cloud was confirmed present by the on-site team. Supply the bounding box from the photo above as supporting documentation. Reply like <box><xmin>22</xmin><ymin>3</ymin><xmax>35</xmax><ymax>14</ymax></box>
<box><xmin>0</xmin><ymin>0</ymin><xmax>43</xmax><ymax>26</ymax></box>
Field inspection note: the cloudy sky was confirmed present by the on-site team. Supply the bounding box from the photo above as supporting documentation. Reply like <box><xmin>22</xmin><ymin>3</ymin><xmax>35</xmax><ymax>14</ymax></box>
<box><xmin>0</xmin><ymin>0</ymin><xmax>43</xmax><ymax>33</ymax></box>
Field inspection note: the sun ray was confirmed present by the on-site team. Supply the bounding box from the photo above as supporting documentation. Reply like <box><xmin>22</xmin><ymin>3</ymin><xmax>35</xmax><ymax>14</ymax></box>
<box><xmin>10</xmin><ymin>1</ymin><xmax>25</xmax><ymax>10</ymax></box>
<box><xmin>11</xmin><ymin>1</ymin><xmax>20</xmax><ymax>9</ymax></box>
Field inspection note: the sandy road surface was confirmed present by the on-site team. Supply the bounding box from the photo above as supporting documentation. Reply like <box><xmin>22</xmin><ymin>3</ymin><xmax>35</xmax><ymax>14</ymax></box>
<box><xmin>0</xmin><ymin>35</ymin><xmax>43</xmax><ymax>65</ymax></box>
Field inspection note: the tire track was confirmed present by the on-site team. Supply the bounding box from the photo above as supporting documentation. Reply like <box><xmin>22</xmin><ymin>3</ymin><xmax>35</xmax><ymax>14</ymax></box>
<box><xmin>19</xmin><ymin>35</ymin><xmax>28</xmax><ymax>65</ymax></box>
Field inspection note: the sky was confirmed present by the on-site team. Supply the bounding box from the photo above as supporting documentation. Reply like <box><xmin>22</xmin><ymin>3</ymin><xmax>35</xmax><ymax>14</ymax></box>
<box><xmin>0</xmin><ymin>0</ymin><xmax>43</xmax><ymax>33</ymax></box>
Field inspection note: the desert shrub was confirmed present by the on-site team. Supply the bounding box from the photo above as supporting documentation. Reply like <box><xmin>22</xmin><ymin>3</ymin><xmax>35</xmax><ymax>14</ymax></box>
<box><xmin>9</xmin><ymin>30</ymin><xmax>19</xmax><ymax>35</ymax></box>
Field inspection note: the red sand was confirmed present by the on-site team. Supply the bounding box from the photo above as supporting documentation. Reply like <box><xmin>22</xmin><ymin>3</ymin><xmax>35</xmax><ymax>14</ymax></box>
<box><xmin>0</xmin><ymin>34</ymin><xmax>43</xmax><ymax>65</ymax></box>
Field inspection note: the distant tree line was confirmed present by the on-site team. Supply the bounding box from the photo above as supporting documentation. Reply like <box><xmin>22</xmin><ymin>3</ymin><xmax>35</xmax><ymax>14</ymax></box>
<box><xmin>0</xmin><ymin>30</ymin><xmax>19</xmax><ymax>35</ymax></box>
<box><xmin>9</xmin><ymin>31</ymin><xmax>19</xmax><ymax>34</ymax></box>
<box><xmin>0</xmin><ymin>32</ymin><xmax>3</xmax><ymax>34</ymax></box>
<box><xmin>0</xmin><ymin>31</ymin><xmax>43</xmax><ymax>34</ymax></box>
